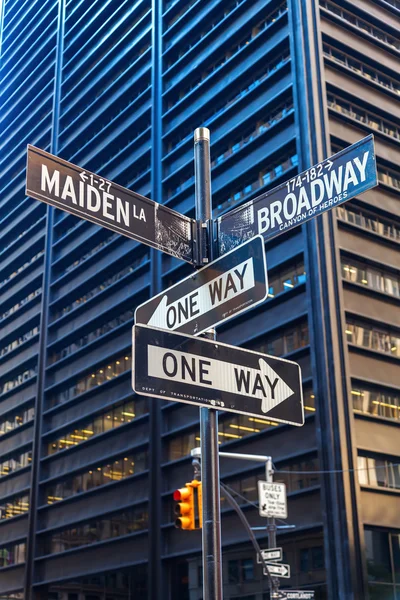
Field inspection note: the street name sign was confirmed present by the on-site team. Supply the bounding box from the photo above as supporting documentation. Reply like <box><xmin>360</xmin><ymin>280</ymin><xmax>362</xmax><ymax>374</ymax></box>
<box><xmin>257</xmin><ymin>547</ymin><xmax>283</xmax><ymax>563</ymax></box>
<box><xmin>272</xmin><ymin>592</ymin><xmax>315</xmax><ymax>599</ymax></box>
<box><xmin>258</xmin><ymin>481</ymin><xmax>287</xmax><ymax>518</ymax></box>
<box><xmin>132</xmin><ymin>324</ymin><xmax>304</xmax><ymax>424</ymax></box>
<box><xmin>26</xmin><ymin>145</ymin><xmax>195</xmax><ymax>263</ymax></box>
<box><xmin>263</xmin><ymin>562</ymin><xmax>290</xmax><ymax>578</ymax></box>
<box><xmin>217</xmin><ymin>134</ymin><xmax>377</xmax><ymax>253</ymax></box>
<box><xmin>135</xmin><ymin>236</ymin><xmax>268</xmax><ymax>336</ymax></box>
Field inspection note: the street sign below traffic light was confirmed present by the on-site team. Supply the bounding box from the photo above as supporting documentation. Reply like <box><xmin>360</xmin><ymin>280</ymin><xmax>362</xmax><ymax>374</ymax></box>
<box><xmin>173</xmin><ymin>480</ymin><xmax>202</xmax><ymax>530</ymax></box>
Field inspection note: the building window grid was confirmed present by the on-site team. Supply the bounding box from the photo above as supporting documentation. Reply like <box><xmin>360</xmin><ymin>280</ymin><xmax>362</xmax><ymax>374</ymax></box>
<box><xmin>165</xmin><ymin>1</ymin><xmax>287</xmax><ymax>69</ymax></box>
<box><xmin>48</xmin><ymin>353</ymin><xmax>132</xmax><ymax>408</ymax></box>
<box><xmin>346</xmin><ymin>321</ymin><xmax>400</xmax><ymax>357</ymax></box>
<box><xmin>358</xmin><ymin>455</ymin><xmax>400</xmax><ymax>490</ymax></box>
<box><xmin>0</xmin><ymin>325</ymin><xmax>40</xmax><ymax>360</ymax></box>
<box><xmin>0</xmin><ymin>450</ymin><xmax>32</xmax><ymax>479</ymax></box>
<box><xmin>337</xmin><ymin>205</ymin><xmax>400</xmax><ymax>242</ymax></box>
<box><xmin>321</xmin><ymin>0</ymin><xmax>400</xmax><ymax>51</ymax></box>
<box><xmin>0</xmin><ymin>406</ymin><xmax>34</xmax><ymax>437</ymax></box>
<box><xmin>0</xmin><ymin>494</ymin><xmax>29</xmax><ymax>521</ymax></box>
<box><xmin>53</xmin><ymin>251</ymin><xmax>149</xmax><ymax>319</ymax></box>
<box><xmin>165</xmin><ymin>53</ymin><xmax>291</xmax><ymax>153</ymax></box>
<box><xmin>249</xmin><ymin>321</ymin><xmax>309</xmax><ymax>357</ymax></box>
<box><xmin>268</xmin><ymin>261</ymin><xmax>306</xmax><ymax>298</ymax></box>
<box><xmin>47</xmin><ymin>397</ymin><xmax>146</xmax><ymax>456</ymax></box>
<box><xmin>323</xmin><ymin>43</ymin><xmax>400</xmax><ymax>96</ymax></box>
<box><xmin>167</xmin><ymin>39</ymin><xmax>290</xmax><ymax>109</ymax></box>
<box><xmin>327</xmin><ymin>93</ymin><xmax>400</xmax><ymax>142</ymax></box>
<box><xmin>213</xmin><ymin>152</ymin><xmax>298</xmax><ymax>218</ymax></box>
<box><xmin>167</xmin><ymin>391</ymin><xmax>315</xmax><ymax>460</ymax></box>
<box><xmin>0</xmin><ymin>542</ymin><xmax>25</xmax><ymax>569</ymax></box>
<box><xmin>60</xmin><ymin>233</ymin><xmax>118</xmax><ymax>275</ymax></box>
<box><xmin>0</xmin><ymin>287</ymin><xmax>41</xmax><ymax>322</ymax></box>
<box><xmin>352</xmin><ymin>385</ymin><xmax>400</xmax><ymax>421</ymax></box>
<box><xmin>210</xmin><ymin>102</ymin><xmax>294</xmax><ymax>169</ymax></box>
<box><xmin>341</xmin><ymin>258</ymin><xmax>400</xmax><ymax>298</ymax></box>
<box><xmin>49</xmin><ymin>307</ymin><xmax>135</xmax><ymax>365</ymax></box>
<box><xmin>45</xmin><ymin>506</ymin><xmax>149</xmax><ymax>555</ymax></box>
<box><xmin>0</xmin><ymin>249</ymin><xmax>44</xmax><ymax>290</ymax></box>
<box><xmin>377</xmin><ymin>166</ymin><xmax>400</xmax><ymax>191</ymax></box>
<box><xmin>0</xmin><ymin>366</ymin><xmax>38</xmax><ymax>397</ymax></box>
<box><xmin>46</xmin><ymin>449</ymin><xmax>148</xmax><ymax>505</ymax></box>
<box><xmin>0</xmin><ymin>211</ymin><xmax>45</xmax><ymax>259</ymax></box>
<box><xmin>168</xmin><ymin>117</ymin><xmax>295</xmax><ymax>200</ymax></box>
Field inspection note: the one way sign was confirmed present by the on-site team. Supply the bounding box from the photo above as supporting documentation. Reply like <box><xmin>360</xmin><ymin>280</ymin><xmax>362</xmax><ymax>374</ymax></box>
<box><xmin>135</xmin><ymin>236</ymin><xmax>268</xmax><ymax>336</ymax></box>
<box><xmin>132</xmin><ymin>324</ymin><xmax>303</xmax><ymax>425</ymax></box>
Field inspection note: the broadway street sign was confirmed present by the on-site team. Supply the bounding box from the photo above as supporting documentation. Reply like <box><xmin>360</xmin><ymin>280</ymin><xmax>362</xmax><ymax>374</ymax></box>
<box><xmin>272</xmin><ymin>592</ymin><xmax>315</xmax><ymax>599</ymax></box>
<box><xmin>217</xmin><ymin>134</ymin><xmax>377</xmax><ymax>253</ymax></box>
<box><xmin>26</xmin><ymin>145</ymin><xmax>195</xmax><ymax>263</ymax></box>
<box><xmin>135</xmin><ymin>236</ymin><xmax>268</xmax><ymax>336</ymax></box>
<box><xmin>263</xmin><ymin>562</ymin><xmax>290</xmax><ymax>578</ymax></box>
<box><xmin>257</xmin><ymin>548</ymin><xmax>283</xmax><ymax>563</ymax></box>
<box><xmin>132</xmin><ymin>324</ymin><xmax>304</xmax><ymax>425</ymax></box>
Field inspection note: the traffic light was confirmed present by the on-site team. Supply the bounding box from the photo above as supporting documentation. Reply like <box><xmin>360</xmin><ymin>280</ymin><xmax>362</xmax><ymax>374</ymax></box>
<box><xmin>173</xmin><ymin>480</ymin><xmax>202</xmax><ymax>530</ymax></box>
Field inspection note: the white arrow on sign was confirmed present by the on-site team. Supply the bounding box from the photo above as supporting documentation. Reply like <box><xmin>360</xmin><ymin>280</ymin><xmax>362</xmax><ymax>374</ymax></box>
<box><xmin>257</xmin><ymin>547</ymin><xmax>282</xmax><ymax>563</ymax></box>
<box><xmin>263</xmin><ymin>562</ymin><xmax>290</xmax><ymax>578</ymax></box>
<box><xmin>147</xmin><ymin>346</ymin><xmax>294</xmax><ymax>414</ymax></box>
<box><xmin>147</xmin><ymin>257</ymin><xmax>255</xmax><ymax>330</ymax></box>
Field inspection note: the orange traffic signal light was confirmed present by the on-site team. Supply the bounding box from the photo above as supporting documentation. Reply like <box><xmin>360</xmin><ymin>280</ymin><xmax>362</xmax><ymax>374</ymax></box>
<box><xmin>174</xmin><ymin>485</ymin><xmax>194</xmax><ymax>530</ymax></box>
<box><xmin>173</xmin><ymin>480</ymin><xmax>202</xmax><ymax>530</ymax></box>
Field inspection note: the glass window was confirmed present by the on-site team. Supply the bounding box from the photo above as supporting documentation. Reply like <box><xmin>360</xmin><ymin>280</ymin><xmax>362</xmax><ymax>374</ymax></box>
<box><xmin>365</xmin><ymin>529</ymin><xmax>392</xmax><ymax>583</ymax></box>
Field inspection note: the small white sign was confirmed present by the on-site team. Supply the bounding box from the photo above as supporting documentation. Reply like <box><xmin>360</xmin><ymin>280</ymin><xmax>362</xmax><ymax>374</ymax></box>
<box><xmin>258</xmin><ymin>481</ymin><xmax>287</xmax><ymax>518</ymax></box>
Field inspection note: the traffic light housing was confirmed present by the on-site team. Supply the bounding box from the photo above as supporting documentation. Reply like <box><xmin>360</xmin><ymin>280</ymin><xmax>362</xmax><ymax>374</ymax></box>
<box><xmin>174</xmin><ymin>480</ymin><xmax>202</xmax><ymax>530</ymax></box>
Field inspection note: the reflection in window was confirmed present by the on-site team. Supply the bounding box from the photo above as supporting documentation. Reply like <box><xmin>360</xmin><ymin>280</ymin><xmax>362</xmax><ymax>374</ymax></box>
<box><xmin>342</xmin><ymin>259</ymin><xmax>399</xmax><ymax>297</ymax></box>
<box><xmin>365</xmin><ymin>528</ymin><xmax>398</xmax><ymax>590</ymax></box>
<box><xmin>377</xmin><ymin>166</ymin><xmax>400</xmax><ymax>190</ymax></box>
<box><xmin>47</xmin><ymin>398</ymin><xmax>146</xmax><ymax>456</ymax></box>
<box><xmin>0</xmin><ymin>406</ymin><xmax>34</xmax><ymax>436</ymax></box>
<box><xmin>49</xmin><ymin>308</ymin><xmax>135</xmax><ymax>364</ymax></box>
<box><xmin>228</xmin><ymin>558</ymin><xmax>255</xmax><ymax>584</ymax></box>
<box><xmin>268</xmin><ymin>262</ymin><xmax>306</xmax><ymax>298</ymax></box>
<box><xmin>274</xmin><ymin>456</ymin><xmax>320</xmax><ymax>493</ymax></box>
<box><xmin>0</xmin><ymin>542</ymin><xmax>25</xmax><ymax>568</ymax></box>
<box><xmin>47</xmin><ymin>450</ymin><xmax>148</xmax><ymax>504</ymax></box>
<box><xmin>346</xmin><ymin>322</ymin><xmax>400</xmax><ymax>357</ymax></box>
<box><xmin>323</xmin><ymin>43</ymin><xmax>400</xmax><ymax>95</ymax></box>
<box><xmin>54</xmin><ymin>252</ymin><xmax>149</xmax><ymax>319</ymax></box>
<box><xmin>358</xmin><ymin>455</ymin><xmax>400</xmax><ymax>490</ymax></box>
<box><xmin>0</xmin><ymin>451</ymin><xmax>32</xmax><ymax>479</ymax></box>
<box><xmin>0</xmin><ymin>366</ymin><xmax>37</xmax><ymax>396</ymax></box>
<box><xmin>49</xmin><ymin>353</ymin><xmax>131</xmax><ymax>407</ymax></box>
<box><xmin>0</xmin><ymin>495</ymin><xmax>29</xmax><ymax>520</ymax></box>
<box><xmin>352</xmin><ymin>385</ymin><xmax>400</xmax><ymax>422</ymax></box>
<box><xmin>337</xmin><ymin>205</ymin><xmax>400</xmax><ymax>242</ymax></box>
<box><xmin>46</xmin><ymin>507</ymin><xmax>148</xmax><ymax>555</ymax></box>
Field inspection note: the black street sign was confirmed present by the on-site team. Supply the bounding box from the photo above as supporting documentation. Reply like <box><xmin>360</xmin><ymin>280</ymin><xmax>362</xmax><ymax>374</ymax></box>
<box><xmin>135</xmin><ymin>236</ymin><xmax>268</xmax><ymax>336</ymax></box>
<box><xmin>257</xmin><ymin>548</ymin><xmax>283</xmax><ymax>563</ymax></box>
<box><xmin>271</xmin><ymin>592</ymin><xmax>315</xmax><ymax>599</ymax></box>
<box><xmin>132</xmin><ymin>324</ymin><xmax>304</xmax><ymax>425</ymax></box>
<box><xmin>217</xmin><ymin>135</ymin><xmax>377</xmax><ymax>254</ymax></box>
<box><xmin>263</xmin><ymin>562</ymin><xmax>290</xmax><ymax>578</ymax></box>
<box><xmin>26</xmin><ymin>145</ymin><xmax>195</xmax><ymax>263</ymax></box>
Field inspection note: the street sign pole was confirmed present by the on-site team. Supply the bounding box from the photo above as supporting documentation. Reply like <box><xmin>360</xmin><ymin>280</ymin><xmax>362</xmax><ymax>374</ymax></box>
<box><xmin>266</xmin><ymin>458</ymin><xmax>280</xmax><ymax>598</ymax></box>
<box><xmin>194</xmin><ymin>127</ymin><xmax>223</xmax><ymax>600</ymax></box>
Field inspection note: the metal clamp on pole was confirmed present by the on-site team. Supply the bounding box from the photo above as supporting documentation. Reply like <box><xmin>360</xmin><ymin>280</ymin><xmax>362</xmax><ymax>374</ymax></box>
<box><xmin>194</xmin><ymin>126</ymin><xmax>223</xmax><ymax>600</ymax></box>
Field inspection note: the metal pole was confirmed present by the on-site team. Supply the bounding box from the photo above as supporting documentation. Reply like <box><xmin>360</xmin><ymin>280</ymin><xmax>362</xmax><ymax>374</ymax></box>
<box><xmin>194</xmin><ymin>127</ymin><xmax>223</xmax><ymax>600</ymax></box>
<box><xmin>266</xmin><ymin>457</ymin><xmax>280</xmax><ymax>598</ymax></box>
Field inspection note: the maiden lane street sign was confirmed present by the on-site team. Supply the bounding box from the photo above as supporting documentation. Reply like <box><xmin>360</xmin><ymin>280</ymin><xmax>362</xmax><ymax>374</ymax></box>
<box><xmin>25</xmin><ymin>145</ymin><xmax>196</xmax><ymax>263</ymax></box>
<box><xmin>217</xmin><ymin>134</ymin><xmax>377</xmax><ymax>253</ymax></box>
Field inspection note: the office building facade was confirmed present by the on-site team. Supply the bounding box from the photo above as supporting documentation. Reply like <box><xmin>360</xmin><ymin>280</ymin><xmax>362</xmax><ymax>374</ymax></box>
<box><xmin>0</xmin><ymin>0</ymin><xmax>399</xmax><ymax>598</ymax></box>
